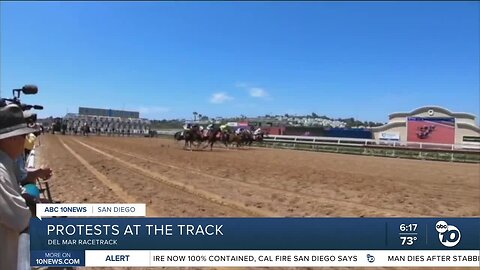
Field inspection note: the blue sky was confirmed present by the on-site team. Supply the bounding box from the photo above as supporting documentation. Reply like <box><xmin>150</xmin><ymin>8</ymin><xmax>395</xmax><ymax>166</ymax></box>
<box><xmin>1</xmin><ymin>2</ymin><xmax>479</xmax><ymax>122</ymax></box>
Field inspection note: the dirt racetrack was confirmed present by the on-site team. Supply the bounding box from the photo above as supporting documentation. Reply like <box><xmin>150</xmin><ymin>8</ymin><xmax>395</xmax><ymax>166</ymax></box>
<box><xmin>38</xmin><ymin>134</ymin><xmax>480</xmax><ymax>217</ymax></box>
<box><xmin>35</xmin><ymin>134</ymin><xmax>479</xmax><ymax>270</ymax></box>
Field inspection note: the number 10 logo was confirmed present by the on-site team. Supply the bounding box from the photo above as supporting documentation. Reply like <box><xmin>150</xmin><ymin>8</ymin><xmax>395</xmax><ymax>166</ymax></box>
<box><xmin>435</xmin><ymin>221</ymin><xmax>461</xmax><ymax>247</ymax></box>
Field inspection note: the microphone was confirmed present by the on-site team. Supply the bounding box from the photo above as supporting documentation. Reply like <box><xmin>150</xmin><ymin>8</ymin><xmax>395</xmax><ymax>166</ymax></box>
<box><xmin>21</xmin><ymin>85</ymin><xmax>38</xmax><ymax>95</ymax></box>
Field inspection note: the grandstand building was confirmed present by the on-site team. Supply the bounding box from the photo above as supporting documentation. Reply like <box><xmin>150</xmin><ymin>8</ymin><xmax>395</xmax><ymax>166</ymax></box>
<box><xmin>63</xmin><ymin>107</ymin><xmax>151</xmax><ymax>135</ymax></box>
<box><xmin>370</xmin><ymin>106</ymin><xmax>480</xmax><ymax>145</ymax></box>
<box><xmin>79</xmin><ymin>107</ymin><xmax>139</xmax><ymax>118</ymax></box>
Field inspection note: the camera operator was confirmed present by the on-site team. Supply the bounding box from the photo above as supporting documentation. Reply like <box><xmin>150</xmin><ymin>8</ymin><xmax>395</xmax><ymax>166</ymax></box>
<box><xmin>0</xmin><ymin>104</ymin><xmax>39</xmax><ymax>270</ymax></box>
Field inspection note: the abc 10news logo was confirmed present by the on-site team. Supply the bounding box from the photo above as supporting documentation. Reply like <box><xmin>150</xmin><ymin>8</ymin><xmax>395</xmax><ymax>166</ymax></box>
<box><xmin>435</xmin><ymin>221</ymin><xmax>461</xmax><ymax>247</ymax></box>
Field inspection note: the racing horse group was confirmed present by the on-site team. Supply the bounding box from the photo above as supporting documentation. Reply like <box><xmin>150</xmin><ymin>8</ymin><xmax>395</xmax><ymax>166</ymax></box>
<box><xmin>174</xmin><ymin>126</ymin><xmax>264</xmax><ymax>151</ymax></box>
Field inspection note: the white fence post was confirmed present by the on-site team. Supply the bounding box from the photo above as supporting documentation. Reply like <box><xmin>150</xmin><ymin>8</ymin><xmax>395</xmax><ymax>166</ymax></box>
<box><xmin>17</xmin><ymin>233</ymin><xmax>30</xmax><ymax>270</ymax></box>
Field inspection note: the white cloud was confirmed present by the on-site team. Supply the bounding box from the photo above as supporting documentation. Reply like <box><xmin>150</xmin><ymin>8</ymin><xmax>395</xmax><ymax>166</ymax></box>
<box><xmin>235</xmin><ymin>82</ymin><xmax>270</xmax><ymax>98</ymax></box>
<box><xmin>249</xmin><ymin>87</ymin><xmax>268</xmax><ymax>98</ymax></box>
<box><xmin>235</xmin><ymin>82</ymin><xmax>248</xmax><ymax>88</ymax></box>
<box><xmin>210</xmin><ymin>92</ymin><xmax>233</xmax><ymax>104</ymax></box>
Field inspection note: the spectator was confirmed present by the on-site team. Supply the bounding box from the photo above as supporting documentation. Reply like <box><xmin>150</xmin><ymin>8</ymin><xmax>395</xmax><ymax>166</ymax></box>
<box><xmin>16</xmin><ymin>154</ymin><xmax>53</xmax><ymax>186</ymax></box>
<box><xmin>0</xmin><ymin>104</ymin><xmax>38</xmax><ymax>270</ymax></box>
<box><xmin>20</xmin><ymin>126</ymin><xmax>52</xmax><ymax>185</ymax></box>
<box><xmin>24</xmin><ymin>132</ymin><xmax>36</xmax><ymax>158</ymax></box>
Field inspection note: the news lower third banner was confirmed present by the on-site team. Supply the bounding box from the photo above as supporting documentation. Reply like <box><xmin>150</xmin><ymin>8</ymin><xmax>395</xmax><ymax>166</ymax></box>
<box><xmin>29</xmin><ymin>214</ymin><xmax>480</xmax><ymax>267</ymax></box>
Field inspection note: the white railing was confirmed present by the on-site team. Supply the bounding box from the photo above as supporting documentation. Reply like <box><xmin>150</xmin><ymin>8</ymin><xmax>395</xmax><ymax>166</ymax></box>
<box><xmin>26</xmin><ymin>149</ymin><xmax>35</xmax><ymax>168</ymax></box>
<box><xmin>18</xmin><ymin>150</ymin><xmax>35</xmax><ymax>270</ymax></box>
<box><xmin>263</xmin><ymin>134</ymin><xmax>480</xmax><ymax>152</ymax></box>
<box><xmin>152</xmin><ymin>131</ymin><xmax>480</xmax><ymax>152</ymax></box>
<box><xmin>155</xmin><ymin>129</ymin><xmax>182</xmax><ymax>135</ymax></box>
<box><xmin>17</xmin><ymin>232</ymin><xmax>30</xmax><ymax>270</ymax></box>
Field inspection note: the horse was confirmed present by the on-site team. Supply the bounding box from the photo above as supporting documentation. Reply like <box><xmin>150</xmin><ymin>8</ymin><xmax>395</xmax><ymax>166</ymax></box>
<box><xmin>416</xmin><ymin>125</ymin><xmax>436</xmax><ymax>139</ymax></box>
<box><xmin>183</xmin><ymin>126</ymin><xmax>203</xmax><ymax>150</ymax></box>
<box><xmin>174</xmin><ymin>131</ymin><xmax>184</xmax><ymax>141</ymax></box>
<box><xmin>61</xmin><ymin>123</ymin><xmax>67</xmax><ymax>135</ymax></box>
<box><xmin>254</xmin><ymin>132</ymin><xmax>264</xmax><ymax>142</ymax></box>
<box><xmin>246</xmin><ymin>131</ymin><xmax>264</xmax><ymax>146</ymax></box>
<box><xmin>236</xmin><ymin>130</ymin><xmax>254</xmax><ymax>147</ymax></box>
<box><xmin>81</xmin><ymin>124</ymin><xmax>90</xmax><ymax>136</ymax></box>
<box><xmin>218</xmin><ymin>131</ymin><xmax>230</xmax><ymax>148</ymax></box>
<box><xmin>220</xmin><ymin>131</ymin><xmax>244</xmax><ymax>149</ymax></box>
<box><xmin>202</xmin><ymin>128</ymin><xmax>222</xmax><ymax>151</ymax></box>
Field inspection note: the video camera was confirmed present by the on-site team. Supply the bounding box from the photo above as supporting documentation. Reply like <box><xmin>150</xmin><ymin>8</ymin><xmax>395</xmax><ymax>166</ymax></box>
<box><xmin>0</xmin><ymin>85</ymin><xmax>43</xmax><ymax>124</ymax></box>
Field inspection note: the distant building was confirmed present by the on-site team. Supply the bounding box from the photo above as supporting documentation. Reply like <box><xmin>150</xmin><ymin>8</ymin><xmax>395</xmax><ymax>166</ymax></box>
<box><xmin>61</xmin><ymin>107</ymin><xmax>150</xmax><ymax>135</ymax></box>
<box><xmin>370</xmin><ymin>106</ymin><xmax>480</xmax><ymax>144</ymax></box>
<box><xmin>79</xmin><ymin>107</ymin><xmax>139</xmax><ymax>119</ymax></box>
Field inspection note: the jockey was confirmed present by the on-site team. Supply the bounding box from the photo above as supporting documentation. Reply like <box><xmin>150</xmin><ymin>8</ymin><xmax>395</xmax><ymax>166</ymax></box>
<box><xmin>192</xmin><ymin>124</ymin><xmax>199</xmax><ymax>132</ymax></box>
<box><xmin>181</xmin><ymin>123</ymin><xmax>191</xmax><ymax>136</ymax></box>
<box><xmin>207</xmin><ymin>123</ymin><xmax>215</xmax><ymax>130</ymax></box>
<box><xmin>199</xmin><ymin>125</ymin><xmax>207</xmax><ymax>137</ymax></box>
<box><xmin>235</xmin><ymin>127</ymin><xmax>244</xmax><ymax>135</ymax></box>
<box><xmin>220</xmin><ymin>124</ymin><xmax>230</xmax><ymax>133</ymax></box>
<box><xmin>254</xmin><ymin>128</ymin><xmax>262</xmax><ymax>135</ymax></box>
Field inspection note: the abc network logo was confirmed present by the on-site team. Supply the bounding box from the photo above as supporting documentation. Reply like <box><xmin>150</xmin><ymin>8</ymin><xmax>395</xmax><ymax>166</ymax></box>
<box><xmin>435</xmin><ymin>220</ymin><xmax>461</xmax><ymax>247</ymax></box>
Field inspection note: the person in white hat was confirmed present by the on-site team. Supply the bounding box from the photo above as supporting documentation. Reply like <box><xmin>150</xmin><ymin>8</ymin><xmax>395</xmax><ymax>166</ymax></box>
<box><xmin>0</xmin><ymin>104</ymin><xmax>39</xmax><ymax>270</ymax></box>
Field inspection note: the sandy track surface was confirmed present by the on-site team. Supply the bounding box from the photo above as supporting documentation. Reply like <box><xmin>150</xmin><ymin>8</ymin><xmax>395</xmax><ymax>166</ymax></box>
<box><xmin>35</xmin><ymin>134</ymin><xmax>479</xmax><ymax>270</ymax></box>
<box><xmin>40</xmin><ymin>134</ymin><xmax>479</xmax><ymax>217</ymax></box>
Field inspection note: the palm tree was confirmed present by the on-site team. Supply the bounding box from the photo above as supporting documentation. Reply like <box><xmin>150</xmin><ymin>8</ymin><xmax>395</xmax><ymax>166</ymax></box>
<box><xmin>198</xmin><ymin>114</ymin><xmax>203</xmax><ymax>121</ymax></box>
<box><xmin>193</xmin><ymin>112</ymin><xmax>198</xmax><ymax>121</ymax></box>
